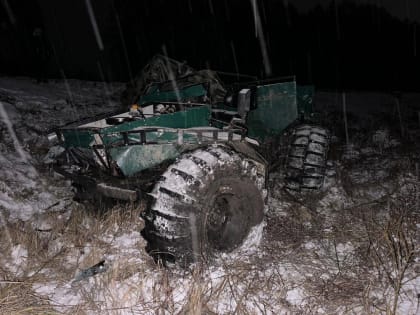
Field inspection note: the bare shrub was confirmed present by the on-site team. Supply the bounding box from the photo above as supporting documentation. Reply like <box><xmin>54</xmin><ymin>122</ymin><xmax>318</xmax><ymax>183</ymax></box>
<box><xmin>361</xmin><ymin>195</ymin><xmax>418</xmax><ymax>315</ymax></box>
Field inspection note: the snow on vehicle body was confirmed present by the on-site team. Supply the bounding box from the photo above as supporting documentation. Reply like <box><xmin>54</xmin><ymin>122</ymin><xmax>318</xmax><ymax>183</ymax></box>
<box><xmin>50</xmin><ymin>73</ymin><xmax>330</xmax><ymax>265</ymax></box>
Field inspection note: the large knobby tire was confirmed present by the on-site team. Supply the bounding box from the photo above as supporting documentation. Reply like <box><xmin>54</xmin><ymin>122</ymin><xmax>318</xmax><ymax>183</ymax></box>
<box><xmin>141</xmin><ymin>144</ymin><xmax>266</xmax><ymax>266</ymax></box>
<box><xmin>285</xmin><ymin>124</ymin><xmax>330</xmax><ymax>191</ymax></box>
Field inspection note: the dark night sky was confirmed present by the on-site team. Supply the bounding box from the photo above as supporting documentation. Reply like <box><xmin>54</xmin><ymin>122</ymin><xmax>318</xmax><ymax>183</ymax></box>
<box><xmin>1</xmin><ymin>0</ymin><xmax>420</xmax><ymax>91</ymax></box>
<box><xmin>294</xmin><ymin>0</ymin><xmax>420</xmax><ymax>21</ymax></box>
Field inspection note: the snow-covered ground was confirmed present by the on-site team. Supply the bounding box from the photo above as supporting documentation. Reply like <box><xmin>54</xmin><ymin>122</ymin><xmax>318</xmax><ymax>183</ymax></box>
<box><xmin>0</xmin><ymin>77</ymin><xmax>419</xmax><ymax>314</ymax></box>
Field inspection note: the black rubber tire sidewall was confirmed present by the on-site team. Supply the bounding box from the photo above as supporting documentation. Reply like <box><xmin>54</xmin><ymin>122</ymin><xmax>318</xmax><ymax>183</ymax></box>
<box><xmin>174</xmin><ymin>162</ymin><xmax>264</xmax><ymax>263</ymax></box>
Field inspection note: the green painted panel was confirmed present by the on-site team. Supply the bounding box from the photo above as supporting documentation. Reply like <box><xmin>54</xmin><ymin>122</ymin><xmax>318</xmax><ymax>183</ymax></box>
<box><xmin>297</xmin><ymin>85</ymin><xmax>314</xmax><ymax>117</ymax></box>
<box><xmin>102</xmin><ymin>106</ymin><xmax>211</xmax><ymax>136</ymax></box>
<box><xmin>61</xmin><ymin>129</ymin><xmax>94</xmax><ymax>148</ymax></box>
<box><xmin>246</xmin><ymin>81</ymin><xmax>298</xmax><ymax>141</ymax></box>
<box><xmin>138</xmin><ymin>84</ymin><xmax>208</xmax><ymax>105</ymax></box>
<box><xmin>109</xmin><ymin>144</ymin><xmax>182</xmax><ymax>176</ymax></box>
<box><xmin>61</xmin><ymin>106</ymin><xmax>211</xmax><ymax>148</ymax></box>
<box><xmin>103</xmin><ymin>129</ymin><xmax>202</xmax><ymax>147</ymax></box>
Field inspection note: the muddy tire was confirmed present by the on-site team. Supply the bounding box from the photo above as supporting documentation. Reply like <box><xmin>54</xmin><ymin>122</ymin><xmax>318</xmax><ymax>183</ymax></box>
<box><xmin>141</xmin><ymin>145</ymin><xmax>266</xmax><ymax>265</ymax></box>
<box><xmin>285</xmin><ymin>124</ymin><xmax>330</xmax><ymax>190</ymax></box>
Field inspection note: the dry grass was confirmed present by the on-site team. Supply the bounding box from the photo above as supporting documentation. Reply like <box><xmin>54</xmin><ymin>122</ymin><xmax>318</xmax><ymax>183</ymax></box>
<box><xmin>361</xmin><ymin>195</ymin><xmax>418</xmax><ymax>315</ymax></box>
<box><xmin>0</xmin><ymin>160</ymin><xmax>419</xmax><ymax>314</ymax></box>
<box><xmin>0</xmin><ymin>200</ymin><xmax>147</xmax><ymax>315</ymax></box>
<box><xmin>261</xmin><ymin>161</ymin><xmax>419</xmax><ymax>315</ymax></box>
<box><xmin>0</xmin><ymin>274</ymin><xmax>55</xmax><ymax>315</ymax></box>
<box><xmin>1</xmin><ymin>198</ymin><xmax>418</xmax><ymax>315</ymax></box>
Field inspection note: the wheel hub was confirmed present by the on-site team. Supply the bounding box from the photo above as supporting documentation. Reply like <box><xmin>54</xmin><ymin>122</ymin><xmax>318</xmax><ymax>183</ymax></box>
<box><xmin>206</xmin><ymin>189</ymin><xmax>244</xmax><ymax>251</ymax></box>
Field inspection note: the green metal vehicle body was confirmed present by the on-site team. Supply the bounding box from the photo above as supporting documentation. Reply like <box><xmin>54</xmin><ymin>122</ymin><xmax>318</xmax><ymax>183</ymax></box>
<box><xmin>52</xmin><ymin>76</ymin><xmax>313</xmax><ymax>201</ymax></box>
